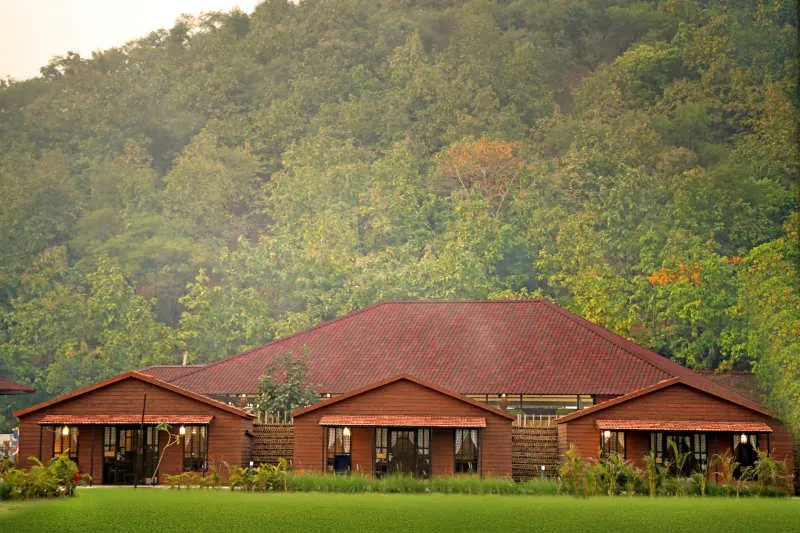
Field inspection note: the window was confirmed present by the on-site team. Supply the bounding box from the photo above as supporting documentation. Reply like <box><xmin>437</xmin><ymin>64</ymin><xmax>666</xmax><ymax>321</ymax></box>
<box><xmin>600</xmin><ymin>430</ymin><xmax>625</xmax><ymax>458</ymax></box>
<box><xmin>326</xmin><ymin>427</ymin><xmax>351</xmax><ymax>474</ymax></box>
<box><xmin>455</xmin><ymin>429</ymin><xmax>479</xmax><ymax>473</ymax></box>
<box><xmin>650</xmin><ymin>432</ymin><xmax>707</xmax><ymax>475</ymax></box>
<box><xmin>375</xmin><ymin>427</ymin><xmax>388</xmax><ymax>478</ymax></box>
<box><xmin>733</xmin><ymin>433</ymin><xmax>758</xmax><ymax>478</ymax></box>
<box><xmin>54</xmin><ymin>426</ymin><xmax>78</xmax><ymax>460</ymax></box>
<box><xmin>182</xmin><ymin>425</ymin><xmax>208</xmax><ymax>472</ymax></box>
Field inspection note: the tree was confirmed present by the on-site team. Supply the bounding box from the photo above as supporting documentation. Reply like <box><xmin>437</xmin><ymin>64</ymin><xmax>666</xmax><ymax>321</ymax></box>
<box><xmin>255</xmin><ymin>352</ymin><xmax>318</xmax><ymax>416</ymax></box>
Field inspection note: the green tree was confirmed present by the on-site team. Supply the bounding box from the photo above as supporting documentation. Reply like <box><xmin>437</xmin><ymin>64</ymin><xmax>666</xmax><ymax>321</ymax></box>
<box><xmin>255</xmin><ymin>352</ymin><xmax>318</xmax><ymax>415</ymax></box>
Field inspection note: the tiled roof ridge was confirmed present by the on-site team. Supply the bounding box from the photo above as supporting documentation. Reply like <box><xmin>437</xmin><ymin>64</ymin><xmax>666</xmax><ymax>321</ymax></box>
<box><xmin>184</xmin><ymin>299</ymin><xmax>545</xmax><ymax>375</ymax></box>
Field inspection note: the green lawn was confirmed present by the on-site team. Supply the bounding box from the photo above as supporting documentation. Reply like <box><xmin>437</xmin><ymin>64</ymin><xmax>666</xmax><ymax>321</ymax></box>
<box><xmin>1</xmin><ymin>489</ymin><xmax>798</xmax><ymax>533</ymax></box>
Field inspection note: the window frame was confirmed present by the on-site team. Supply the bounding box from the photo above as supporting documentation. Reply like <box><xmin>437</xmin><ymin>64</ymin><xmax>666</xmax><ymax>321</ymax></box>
<box><xmin>454</xmin><ymin>428</ymin><xmax>479</xmax><ymax>474</ymax></box>
<box><xmin>53</xmin><ymin>425</ymin><xmax>78</xmax><ymax>460</ymax></box>
<box><xmin>650</xmin><ymin>431</ymin><xmax>708</xmax><ymax>474</ymax></box>
<box><xmin>326</xmin><ymin>426</ymin><xmax>351</xmax><ymax>474</ymax></box>
<box><xmin>182</xmin><ymin>425</ymin><xmax>208</xmax><ymax>473</ymax></box>
<box><xmin>599</xmin><ymin>430</ymin><xmax>625</xmax><ymax>459</ymax></box>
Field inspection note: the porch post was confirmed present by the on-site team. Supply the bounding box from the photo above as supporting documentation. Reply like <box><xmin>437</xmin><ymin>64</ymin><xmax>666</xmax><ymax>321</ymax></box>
<box><xmin>90</xmin><ymin>426</ymin><xmax>96</xmax><ymax>486</ymax></box>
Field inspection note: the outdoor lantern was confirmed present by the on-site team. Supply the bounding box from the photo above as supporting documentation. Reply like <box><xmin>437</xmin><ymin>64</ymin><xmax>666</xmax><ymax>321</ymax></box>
<box><xmin>179</xmin><ymin>425</ymin><xmax>186</xmax><ymax>436</ymax></box>
<box><xmin>343</xmin><ymin>427</ymin><xmax>351</xmax><ymax>437</ymax></box>
<box><xmin>603</xmin><ymin>430</ymin><xmax>612</xmax><ymax>440</ymax></box>
<box><xmin>740</xmin><ymin>433</ymin><xmax>748</xmax><ymax>444</ymax></box>
<box><xmin>61</xmin><ymin>426</ymin><xmax>70</xmax><ymax>436</ymax></box>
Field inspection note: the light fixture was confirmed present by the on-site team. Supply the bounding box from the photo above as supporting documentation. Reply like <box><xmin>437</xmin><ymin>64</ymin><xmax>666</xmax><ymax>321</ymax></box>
<box><xmin>61</xmin><ymin>426</ymin><xmax>70</xmax><ymax>436</ymax></box>
<box><xmin>343</xmin><ymin>427</ymin><xmax>351</xmax><ymax>437</ymax></box>
<box><xmin>603</xmin><ymin>430</ymin><xmax>612</xmax><ymax>440</ymax></box>
<box><xmin>500</xmin><ymin>393</ymin><xmax>507</xmax><ymax>399</ymax></box>
<box><xmin>740</xmin><ymin>433</ymin><xmax>748</xmax><ymax>444</ymax></box>
<box><xmin>179</xmin><ymin>425</ymin><xmax>186</xmax><ymax>436</ymax></box>
<box><xmin>540</xmin><ymin>465</ymin><xmax>546</xmax><ymax>471</ymax></box>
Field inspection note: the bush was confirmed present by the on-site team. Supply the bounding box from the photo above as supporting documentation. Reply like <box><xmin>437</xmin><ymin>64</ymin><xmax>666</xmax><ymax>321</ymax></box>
<box><xmin>0</xmin><ymin>455</ymin><xmax>78</xmax><ymax>500</ymax></box>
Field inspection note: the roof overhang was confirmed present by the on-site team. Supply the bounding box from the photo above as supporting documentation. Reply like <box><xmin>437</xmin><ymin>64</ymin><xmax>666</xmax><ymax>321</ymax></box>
<box><xmin>38</xmin><ymin>414</ymin><xmax>213</xmax><ymax>425</ymax></box>
<box><xmin>596</xmin><ymin>419</ymin><xmax>773</xmax><ymax>433</ymax></box>
<box><xmin>319</xmin><ymin>415</ymin><xmax>486</xmax><ymax>428</ymax></box>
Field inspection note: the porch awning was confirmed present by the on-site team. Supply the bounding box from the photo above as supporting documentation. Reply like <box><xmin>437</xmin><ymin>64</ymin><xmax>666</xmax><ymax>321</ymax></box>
<box><xmin>38</xmin><ymin>414</ymin><xmax>213</xmax><ymax>425</ymax></box>
<box><xmin>596</xmin><ymin>419</ymin><xmax>773</xmax><ymax>433</ymax></box>
<box><xmin>318</xmin><ymin>415</ymin><xmax>486</xmax><ymax>428</ymax></box>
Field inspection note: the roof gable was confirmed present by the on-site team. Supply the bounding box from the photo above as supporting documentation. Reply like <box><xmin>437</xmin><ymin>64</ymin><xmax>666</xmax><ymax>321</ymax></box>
<box><xmin>13</xmin><ymin>371</ymin><xmax>254</xmax><ymax>419</ymax></box>
<box><xmin>292</xmin><ymin>374</ymin><xmax>515</xmax><ymax>420</ymax></box>
<box><xmin>557</xmin><ymin>377</ymin><xmax>773</xmax><ymax>424</ymax></box>
<box><xmin>162</xmin><ymin>300</ymin><xmax>703</xmax><ymax>396</ymax></box>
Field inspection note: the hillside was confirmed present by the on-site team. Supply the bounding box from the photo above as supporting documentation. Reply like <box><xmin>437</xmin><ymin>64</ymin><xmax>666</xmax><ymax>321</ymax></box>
<box><xmin>0</xmin><ymin>0</ymin><xmax>797</xmax><ymax>433</ymax></box>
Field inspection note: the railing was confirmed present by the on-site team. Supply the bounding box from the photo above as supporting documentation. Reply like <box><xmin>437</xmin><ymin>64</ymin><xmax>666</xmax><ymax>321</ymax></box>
<box><xmin>256</xmin><ymin>411</ymin><xmax>294</xmax><ymax>425</ymax></box>
<box><xmin>513</xmin><ymin>413</ymin><xmax>556</xmax><ymax>427</ymax></box>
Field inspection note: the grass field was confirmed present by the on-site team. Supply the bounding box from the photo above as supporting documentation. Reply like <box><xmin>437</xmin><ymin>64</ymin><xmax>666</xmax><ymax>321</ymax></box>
<box><xmin>1</xmin><ymin>489</ymin><xmax>798</xmax><ymax>533</ymax></box>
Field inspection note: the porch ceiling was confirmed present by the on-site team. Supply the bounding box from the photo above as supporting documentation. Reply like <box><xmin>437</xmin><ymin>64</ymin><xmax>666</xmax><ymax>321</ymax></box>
<box><xmin>318</xmin><ymin>415</ymin><xmax>486</xmax><ymax>428</ymax></box>
<box><xmin>595</xmin><ymin>419</ymin><xmax>773</xmax><ymax>433</ymax></box>
<box><xmin>38</xmin><ymin>414</ymin><xmax>213</xmax><ymax>425</ymax></box>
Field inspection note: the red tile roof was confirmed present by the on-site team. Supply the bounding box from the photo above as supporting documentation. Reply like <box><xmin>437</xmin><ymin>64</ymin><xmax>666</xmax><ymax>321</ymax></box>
<box><xmin>14</xmin><ymin>371</ymin><xmax>254</xmax><ymax>419</ymax></box>
<box><xmin>319</xmin><ymin>415</ymin><xmax>486</xmax><ymax>428</ymax></box>
<box><xmin>38</xmin><ymin>414</ymin><xmax>213</xmax><ymax>425</ymax></box>
<box><xmin>292</xmin><ymin>374</ymin><xmax>514</xmax><ymax>420</ymax></box>
<box><xmin>596</xmin><ymin>419</ymin><xmax>773</xmax><ymax>433</ymax></box>
<box><xmin>162</xmin><ymin>300</ymin><xmax>718</xmax><ymax>397</ymax></box>
<box><xmin>0</xmin><ymin>378</ymin><xmax>35</xmax><ymax>395</ymax></box>
<box><xmin>138</xmin><ymin>365</ymin><xmax>205</xmax><ymax>382</ymax></box>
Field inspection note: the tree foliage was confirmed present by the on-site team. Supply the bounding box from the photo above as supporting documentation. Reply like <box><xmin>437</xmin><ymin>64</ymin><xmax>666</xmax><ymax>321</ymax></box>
<box><xmin>0</xmin><ymin>0</ymin><xmax>796</xmax><ymax>432</ymax></box>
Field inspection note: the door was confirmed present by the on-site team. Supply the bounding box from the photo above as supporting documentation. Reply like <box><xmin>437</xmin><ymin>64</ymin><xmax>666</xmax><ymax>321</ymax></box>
<box><xmin>102</xmin><ymin>426</ymin><xmax>159</xmax><ymax>484</ymax></box>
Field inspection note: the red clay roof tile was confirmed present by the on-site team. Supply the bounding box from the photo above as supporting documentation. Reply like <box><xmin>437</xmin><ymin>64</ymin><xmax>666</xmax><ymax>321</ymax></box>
<box><xmin>0</xmin><ymin>378</ymin><xmax>35</xmax><ymax>394</ymax></box>
<box><xmin>596</xmin><ymin>419</ymin><xmax>773</xmax><ymax>433</ymax></box>
<box><xmin>319</xmin><ymin>415</ymin><xmax>486</xmax><ymax>428</ymax></box>
<box><xmin>38</xmin><ymin>414</ymin><xmax>213</xmax><ymax>425</ymax></box>
<box><xmin>164</xmin><ymin>301</ymin><xmax>693</xmax><ymax>397</ymax></box>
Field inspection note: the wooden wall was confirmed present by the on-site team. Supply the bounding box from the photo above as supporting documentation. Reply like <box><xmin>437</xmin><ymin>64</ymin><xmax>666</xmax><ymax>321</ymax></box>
<box><xmin>16</xmin><ymin>377</ymin><xmax>252</xmax><ymax>483</ymax></box>
<box><xmin>293</xmin><ymin>379</ymin><xmax>512</xmax><ymax>477</ymax></box>
<box><xmin>558</xmin><ymin>383</ymin><xmax>795</xmax><ymax>482</ymax></box>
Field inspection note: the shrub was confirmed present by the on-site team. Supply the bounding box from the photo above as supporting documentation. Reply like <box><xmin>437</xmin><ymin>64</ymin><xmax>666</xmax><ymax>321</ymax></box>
<box><xmin>750</xmin><ymin>451</ymin><xmax>788</xmax><ymax>497</ymax></box>
<box><xmin>558</xmin><ymin>445</ymin><xmax>595</xmax><ymax>498</ymax></box>
<box><xmin>252</xmin><ymin>458</ymin><xmax>289</xmax><ymax>492</ymax></box>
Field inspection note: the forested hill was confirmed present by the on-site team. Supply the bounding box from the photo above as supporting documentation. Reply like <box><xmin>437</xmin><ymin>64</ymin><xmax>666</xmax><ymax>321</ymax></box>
<box><xmin>0</xmin><ymin>0</ymin><xmax>797</xmax><ymax>433</ymax></box>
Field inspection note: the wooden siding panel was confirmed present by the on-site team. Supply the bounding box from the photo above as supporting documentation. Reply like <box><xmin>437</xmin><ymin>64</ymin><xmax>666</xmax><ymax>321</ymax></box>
<box><xmin>293</xmin><ymin>379</ymin><xmax>512</xmax><ymax>477</ymax></box>
<box><xmin>559</xmin><ymin>383</ymin><xmax>794</xmax><ymax>479</ymax></box>
<box><xmin>17</xmin><ymin>377</ymin><xmax>249</xmax><ymax>483</ymax></box>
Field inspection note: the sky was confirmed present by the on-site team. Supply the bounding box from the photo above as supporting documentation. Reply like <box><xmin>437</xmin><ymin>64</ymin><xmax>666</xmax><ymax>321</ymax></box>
<box><xmin>0</xmin><ymin>0</ymin><xmax>261</xmax><ymax>80</ymax></box>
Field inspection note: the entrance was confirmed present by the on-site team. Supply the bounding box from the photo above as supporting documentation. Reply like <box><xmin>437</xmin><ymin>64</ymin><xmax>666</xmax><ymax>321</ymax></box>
<box><xmin>102</xmin><ymin>426</ymin><xmax>159</xmax><ymax>484</ymax></box>
<box><xmin>376</xmin><ymin>428</ymin><xmax>431</xmax><ymax>478</ymax></box>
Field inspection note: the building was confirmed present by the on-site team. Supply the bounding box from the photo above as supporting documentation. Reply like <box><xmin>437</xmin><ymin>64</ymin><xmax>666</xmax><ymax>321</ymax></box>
<box><xmin>14</xmin><ymin>371</ymin><xmax>253</xmax><ymax>484</ymax></box>
<box><xmin>13</xmin><ymin>300</ymin><xmax>796</xmax><ymax>485</ymax></box>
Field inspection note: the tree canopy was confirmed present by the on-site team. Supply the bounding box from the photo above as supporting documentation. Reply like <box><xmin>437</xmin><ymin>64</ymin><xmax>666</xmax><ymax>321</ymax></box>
<box><xmin>1</xmin><ymin>0</ymin><xmax>796</xmax><ymax>433</ymax></box>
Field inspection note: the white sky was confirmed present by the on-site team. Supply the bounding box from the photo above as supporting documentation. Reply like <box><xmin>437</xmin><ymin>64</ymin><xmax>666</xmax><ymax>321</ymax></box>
<box><xmin>0</xmin><ymin>0</ymin><xmax>261</xmax><ymax>80</ymax></box>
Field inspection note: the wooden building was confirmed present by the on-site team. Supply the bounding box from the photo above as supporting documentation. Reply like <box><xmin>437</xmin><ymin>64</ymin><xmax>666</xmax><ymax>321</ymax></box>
<box><xmin>292</xmin><ymin>375</ymin><xmax>514</xmax><ymax>478</ymax></box>
<box><xmin>557</xmin><ymin>377</ymin><xmax>794</xmax><ymax>478</ymax></box>
<box><xmin>14</xmin><ymin>371</ymin><xmax>254</xmax><ymax>485</ymax></box>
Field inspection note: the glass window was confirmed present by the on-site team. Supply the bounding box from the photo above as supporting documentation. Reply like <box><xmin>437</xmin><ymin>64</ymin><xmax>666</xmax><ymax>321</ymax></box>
<box><xmin>600</xmin><ymin>430</ymin><xmax>625</xmax><ymax>458</ymax></box>
<box><xmin>733</xmin><ymin>433</ymin><xmax>758</xmax><ymax>479</ymax></box>
<box><xmin>650</xmin><ymin>432</ymin><xmax>707</xmax><ymax>474</ymax></box>
<box><xmin>54</xmin><ymin>425</ymin><xmax>78</xmax><ymax>460</ymax></box>
<box><xmin>455</xmin><ymin>429</ymin><xmax>479</xmax><ymax>474</ymax></box>
<box><xmin>326</xmin><ymin>427</ymin><xmax>351</xmax><ymax>474</ymax></box>
<box><xmin>375</xmin><ymin>427</ymin><xmax>388</xmax><ymax>478</ymax></box>
<box><xmin>182</xmin><ymin>425</ymin><xmax>208</xmax><ymax>472</ymax></box>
